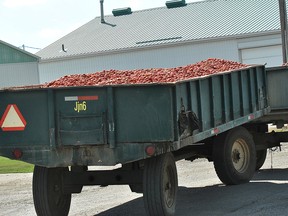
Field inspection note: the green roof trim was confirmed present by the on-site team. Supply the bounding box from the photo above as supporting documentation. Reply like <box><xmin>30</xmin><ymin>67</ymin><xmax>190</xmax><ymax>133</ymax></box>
<box><xmin>0</xmin><ymin>40</ymin><xmax>39</xmax><ymax>64</ymax></box>
<box><xmin>166</xmin><ymin>0</ymin><xmax>187</xmax><ymax>9</ymax></box>
<box><xmin>112</xmin><ymin>7</ymin><xmax>132</xmax><ymax>16</ymax></box>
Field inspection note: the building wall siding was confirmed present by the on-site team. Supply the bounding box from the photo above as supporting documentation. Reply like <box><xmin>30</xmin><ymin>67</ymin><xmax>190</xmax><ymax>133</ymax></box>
<box><xmin>39</xmin><ymin>34</ymin><xmax>284</xmax><ymax>84</ymax></box>
<box><xmin>0</xmin><ymin>62</ymin><xmax>39</xmax><ymax>87</ymax></box>
<box><xmin>39</xmin><ymin>39</ymin><xmax>239</xmax><ymax>83</ymax></box>
<box><xmin>0</xmin><ymin>43</ymin><xmax>38</xmax><ymax>64</ymax></box>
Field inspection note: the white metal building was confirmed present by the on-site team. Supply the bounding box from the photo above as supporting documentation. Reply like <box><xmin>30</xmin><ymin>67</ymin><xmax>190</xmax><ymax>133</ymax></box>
<box><xmin>37</xmin><ymin>0</ymin><xmax>284</xmax><ymax>83</ymax></box>
<box><xmin>0</xmin><ymin>40</ymin><xmax>39</xmax><ymax>87</ymax></box>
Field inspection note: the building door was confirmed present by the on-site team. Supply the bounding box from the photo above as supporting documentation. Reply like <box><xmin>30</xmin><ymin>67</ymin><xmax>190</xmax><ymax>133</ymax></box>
<box><xmin>241</xmin><ymin>45</ymin><xmax>283</xmax><ymax>67</ymax></box>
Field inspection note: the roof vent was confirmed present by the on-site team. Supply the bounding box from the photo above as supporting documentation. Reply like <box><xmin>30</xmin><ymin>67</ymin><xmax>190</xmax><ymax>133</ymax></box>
<box><xmin>112</xmin><ymin>7</ymin><xmax>132</xmax><ymax>16</ymax></box>
<box><xmin>100</xmin><ymin>0</ymin><xmax>105</xmax><ymax>23</ymax></box>
<box><xmin>165</xmin><ymin>0</ymin><xmax>186</xmax><ymax>9</ymax></box>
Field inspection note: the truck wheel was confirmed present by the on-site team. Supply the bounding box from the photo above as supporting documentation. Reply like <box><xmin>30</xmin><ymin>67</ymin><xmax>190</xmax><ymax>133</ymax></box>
<box><xmin>33</xmin><ymin>166</ymin><xmax>71</xmax><ymax>216</ymax></box>
<box><xmin>143</xmin><ymin>153</ymin><xmax>178</xmax><ymax>216</ymax></box>
<box><xmin>213</xmin><ymin>127</ymin><xmax>256</xmax><ymax>185</ymax></box>
<box><xmin>255</xmin><ymin>149</ymin><xmax>267</xmax><ymax>170</ymax></box>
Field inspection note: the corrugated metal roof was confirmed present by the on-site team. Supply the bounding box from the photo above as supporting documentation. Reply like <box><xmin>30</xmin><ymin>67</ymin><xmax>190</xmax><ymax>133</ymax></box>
<box><xmin>37</xmin><ymin>0</ymin><xmax>281</xmax><ymax>60</ymax></box>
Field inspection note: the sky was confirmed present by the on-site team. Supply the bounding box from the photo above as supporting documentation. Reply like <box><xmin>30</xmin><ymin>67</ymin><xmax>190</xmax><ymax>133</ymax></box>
<box><xmin>0</xmin><ymin>0</ymin><xmax>201</xmax><ymax>54</ymax></box>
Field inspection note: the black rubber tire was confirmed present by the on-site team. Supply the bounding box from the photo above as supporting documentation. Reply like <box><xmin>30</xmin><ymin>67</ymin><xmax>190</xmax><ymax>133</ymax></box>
<box><xmin>143</xmin><ymin>153</ymin><xmax>178</xmax><ymax>216</ymax></box>
<box><xmin>213</xmin><ymin>127</ymin><xmax>256</xmax><ymax>185</ymax></box>
<box><xmin>255</xmin><ymin>149</ymin><xmax>267</xmax><ymax>170</ymax></box>
<box><xmin>33</xmin><ymin>166</ymin><xmax>71</xmax><ymax>216</ymax></box>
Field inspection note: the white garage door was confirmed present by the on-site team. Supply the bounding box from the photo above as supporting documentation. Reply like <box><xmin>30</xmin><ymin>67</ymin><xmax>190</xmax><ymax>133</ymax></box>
<box><xmin>241</xmin><ymin>45</ymin><xmax>283</xmax><ymax>67</ymax></box>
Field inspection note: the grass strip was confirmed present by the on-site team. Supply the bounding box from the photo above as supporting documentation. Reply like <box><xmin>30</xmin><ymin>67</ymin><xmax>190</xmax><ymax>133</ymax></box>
<box><xmin>0</xmin><ymin>156</ymin><xmax>34</xmax><ymax>174</ymax></box>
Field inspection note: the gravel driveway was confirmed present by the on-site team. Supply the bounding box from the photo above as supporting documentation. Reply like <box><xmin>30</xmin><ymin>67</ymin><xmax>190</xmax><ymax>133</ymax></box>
<box><xmin>0</xmin><ymin>146</ymin><xmax>287</xmax><ymax>216</ymax></box>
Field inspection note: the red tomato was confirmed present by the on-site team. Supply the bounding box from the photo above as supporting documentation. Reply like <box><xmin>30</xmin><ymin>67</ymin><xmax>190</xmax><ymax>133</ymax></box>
<box><xmin>44</xmin><ymin>58</ymin><xmax>248</xmax><ymax>87</ymax></box>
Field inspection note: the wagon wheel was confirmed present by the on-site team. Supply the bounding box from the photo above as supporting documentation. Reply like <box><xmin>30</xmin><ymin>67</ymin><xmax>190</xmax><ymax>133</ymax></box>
<box><xmin>143</xmin><ymin>153</ymin><xmax>178</xmax><ymax>216</ymax></box>
<box><xmin>33</xmin><ymin>166</ymin><xmax>71</xmax><ymax>216</ymax></box>
<box><xmin>255</xmin><ymin>149</ymin><xmax>267</xmax><ymax>170</ymax></box>
<box><xmin>213</xmin><ymin>127</ymin><xmax>256</xmax><ymax>185</ymax></box>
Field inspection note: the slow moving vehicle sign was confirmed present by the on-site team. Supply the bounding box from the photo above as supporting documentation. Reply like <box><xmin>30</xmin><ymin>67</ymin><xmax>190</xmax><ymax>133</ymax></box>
<box><xmin>0</xmin><ymin>104</ymin><xmax>27</xmax><ymax>131</ymax></box>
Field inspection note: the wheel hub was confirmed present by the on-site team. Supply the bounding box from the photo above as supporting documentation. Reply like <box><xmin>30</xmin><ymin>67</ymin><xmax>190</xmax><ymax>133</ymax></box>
<box><xmin>232</xmin><ymin>149</ymin><xmax>241</xmax><ymax>163</ymax></box>
<box><xmin>231</xmin><ymin>139</ymin><xmax>250</xmax><ymax>173</ymax></box>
